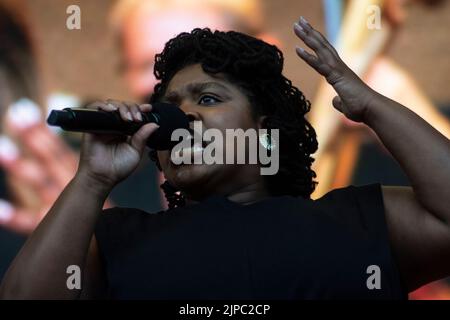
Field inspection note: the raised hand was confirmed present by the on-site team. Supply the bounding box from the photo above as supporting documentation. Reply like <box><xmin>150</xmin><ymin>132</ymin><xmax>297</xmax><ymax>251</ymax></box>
<box><xmin>293</xmin><ymin>17</ymin><xmax>377</xmax><ymax>123</ymax></box>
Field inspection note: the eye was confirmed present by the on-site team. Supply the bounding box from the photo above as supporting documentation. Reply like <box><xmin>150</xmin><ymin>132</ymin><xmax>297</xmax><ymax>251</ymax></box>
<box><xmin>198</xmin><ymin>94</ymin><xmax>221</xmax><ymax>106</ymax></box>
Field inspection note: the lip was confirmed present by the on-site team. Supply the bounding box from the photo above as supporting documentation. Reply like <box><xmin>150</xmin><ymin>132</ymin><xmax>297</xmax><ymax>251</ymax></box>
<box><xmin>170</xmin><ymin>128</ymin><xmax>208</xmax><ymax>153</ymax></box>
<box><xmin>188</xmin><ymin>128</ymin><xmax>209</xmax><ymax>148</ymax></box>
<box><xmin>171</xmin><ymin>142</ymin><xmax>205</xmax><ymax>166</ymax></box>
<box><xmin>182</xmin><ymin>143</ymin><xmax>204</xmax><ymax>154</ymax></box>
<box><xmin>170</xmin><ymin>128</ymin><xmax>209</xmax><ymax>166</ymax></box>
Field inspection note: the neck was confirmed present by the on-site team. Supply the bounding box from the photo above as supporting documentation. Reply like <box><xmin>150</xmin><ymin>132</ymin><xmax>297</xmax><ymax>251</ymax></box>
<box><xmin>226</xmin><ymin>181</ymin><xmax>270</xmax><ymax>205</ymax></box>
<box><xmin>185</xmin><ymin>174</ymin><xmax>270</xmax><ymax>206</ymax></box>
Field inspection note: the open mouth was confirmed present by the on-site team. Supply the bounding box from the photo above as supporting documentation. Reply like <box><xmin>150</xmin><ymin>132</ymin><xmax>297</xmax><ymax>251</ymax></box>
<box><xmin>170</xmin><ymin>128</ymin><xmax>209</xmax><ymax>164</ymax></box>
<box><xmin>184</xmin><ymin>134</ymin><xmax>206</xmax><ymax>155</ymax></box>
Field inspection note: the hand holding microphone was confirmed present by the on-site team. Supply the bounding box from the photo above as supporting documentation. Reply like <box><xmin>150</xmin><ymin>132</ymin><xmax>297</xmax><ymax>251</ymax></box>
<box><xmin>49</xmin><ymin>100</ymin><xmax>188</xmax><ymax>190</ymax></box>
<box><xmin>47</xmin><ymin>100</ymin><xmax>189</xmax><ymax>150</ymax></box>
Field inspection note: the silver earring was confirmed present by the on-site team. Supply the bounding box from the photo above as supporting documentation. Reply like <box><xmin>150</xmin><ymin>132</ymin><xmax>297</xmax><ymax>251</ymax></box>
<box><xmin>259</xmin><ymin>133</ymin><xmax>276</xmax><ymax>151</ymax></box>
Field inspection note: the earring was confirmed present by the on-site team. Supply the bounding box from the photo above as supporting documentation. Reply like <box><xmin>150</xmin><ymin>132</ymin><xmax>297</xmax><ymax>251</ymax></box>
<box><xmin>259</xmin><ymin>133</ymin><xmax>276</xmax><ymax>151</ymax></box>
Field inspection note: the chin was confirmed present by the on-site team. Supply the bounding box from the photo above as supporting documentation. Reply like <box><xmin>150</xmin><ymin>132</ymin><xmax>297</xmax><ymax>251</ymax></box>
<box><xmin>165</xmin><ymin>162</ymin><xmax>219</xmax><ymax>197</ymax></box>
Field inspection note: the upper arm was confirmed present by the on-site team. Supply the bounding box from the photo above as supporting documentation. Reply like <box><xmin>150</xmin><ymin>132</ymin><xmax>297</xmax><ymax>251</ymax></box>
<box><xmin>381</xmin><ymin>186</ymin><xmax>450</xmax><ymax>292</ymax></box>
<box><xmin>79</xmin><ymin>236</ymin><xmax>107</xmax><ymax>299</ymax></box>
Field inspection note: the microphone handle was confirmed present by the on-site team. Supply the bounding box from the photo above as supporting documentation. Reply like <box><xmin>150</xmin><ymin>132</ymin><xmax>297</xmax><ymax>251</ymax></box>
<box><xmin>47</xmin><ymin>107</ymin><xmax>161</xmax><ymax>136</ymax></box>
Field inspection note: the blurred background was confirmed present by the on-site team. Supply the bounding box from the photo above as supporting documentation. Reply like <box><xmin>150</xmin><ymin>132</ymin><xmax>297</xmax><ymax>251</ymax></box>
<box><xmin>0</xmin><ymin>0</ymin><xmax>449</xmax><ymax>299</ymax></box>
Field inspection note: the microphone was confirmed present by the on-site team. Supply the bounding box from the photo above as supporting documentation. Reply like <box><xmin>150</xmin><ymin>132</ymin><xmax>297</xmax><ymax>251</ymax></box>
<box><xmin>46</xmin><ymin>102</ymin><xmax>190</xmax><ymax>150</ymax></box>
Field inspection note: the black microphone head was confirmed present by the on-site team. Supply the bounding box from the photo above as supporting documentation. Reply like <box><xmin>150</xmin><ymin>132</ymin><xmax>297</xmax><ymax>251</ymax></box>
<box><xmin>47</xmin><ymin>109</ymin><xmax>74</xmax><ymax>126</ymax></box>
<box><xmin>146</xmin><ymin>102</ymin><xmax>190</xmax><ymax>150</ymax></box>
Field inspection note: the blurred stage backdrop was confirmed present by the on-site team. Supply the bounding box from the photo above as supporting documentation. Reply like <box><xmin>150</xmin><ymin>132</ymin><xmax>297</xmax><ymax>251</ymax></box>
<box><xmin>0</xmin><ymin>0</ymin><xmax>449</xmax><ymax>299</ymax></box>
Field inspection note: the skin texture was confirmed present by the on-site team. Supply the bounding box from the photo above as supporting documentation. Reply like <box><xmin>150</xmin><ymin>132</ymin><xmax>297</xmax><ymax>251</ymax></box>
<box><xmin>294</xmin><ymin>17</ymin><xmax>450</xmax><ymax>291</ymax></box>
<box><xmin>0</xmin><ymin>2</ymin><xmax>254</xmax><ymax>233</ymax></box>
<box><xmin>156</xmin><ymin>64</ymin><xmax>268</xmax><ymax>203</ymax></box>
<box><xmin>0</xmin><ymin>18</ymin><xmax>449</xmax><ymax>298</ymax></box>
<box><xmin>308</xmin><ymin>0</ymin><xmax>450</xmax><ymax>198</ymax></box>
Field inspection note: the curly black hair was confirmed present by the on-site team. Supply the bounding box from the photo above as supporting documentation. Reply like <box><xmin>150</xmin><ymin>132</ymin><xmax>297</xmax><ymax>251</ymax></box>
<box><xmin>148</xmin><ymin>28</ymin><xmax>318</xmax><ymax>208</ymax></box>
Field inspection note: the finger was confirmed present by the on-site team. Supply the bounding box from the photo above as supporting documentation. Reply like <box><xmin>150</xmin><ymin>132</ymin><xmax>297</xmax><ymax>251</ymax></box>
<box><xmin>294</xmin><ymin>21</ymin><xmax>336</xmax><ymax>63</ymax></box>
<box><xmin>139</xmin><ymin>103</ymin><xmax>153</xmax><ymax>113</ymax></box>
<box><xmin>85</xmin><ymin>101</ymin><xmax>116</xmax><ymax>112</ymax></box>
<box><xmin>124</xmin><ymin>101</ymin><xmax>143</xmax><ymax>121</ymax></box>
<box><xmin>332</xmin><ymin>96</ymin><xmax>356</xmax><ymax>121</ymax></box>
<box><xmin>294</xmin><ymin>23</ymin><xmax>321</xmax><ymax>50</ymax></box>
<box><xmin>130</xmin><ymin>123</ymin><xmax>160</xmax><ymax>154</ymax></box>
<box><xmin>295</xmin><ymin>46</ymin><xmax>320</xmax><ymax>69</ymax></box>
<box><xmin>298</xmin><ymin>17</ymin><xmax>339</xmax><ymax>56</ymax></box>
<box><xmin>332</xmin><ymin>96</ymin><xmax>344</xmax><ymax>113</ymax></box>
<box><xmin>296</xmin><ymin>46</ymin><xmax>334</xmax><ymax>77</ymax></box>
<box><xmin>81</xmin><ymin>130</ymin><xmax>126</xmax><ymax>150</ymax></box>
<box><xmin>107</xmin><ymin>99</ymin><xmax>133</xmax><ymax>122</ymax></box>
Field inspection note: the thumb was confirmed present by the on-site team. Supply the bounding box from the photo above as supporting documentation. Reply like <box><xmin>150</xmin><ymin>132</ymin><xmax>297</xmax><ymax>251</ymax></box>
<box><xmin>332</xmin><ymin>96</ymin><xmax>344</xmax><ymax>113</ymax></box>
<box><xmin>130</xmin><ymin>123</ymin><xmax>159</xmax><ymax>154</ymax></box>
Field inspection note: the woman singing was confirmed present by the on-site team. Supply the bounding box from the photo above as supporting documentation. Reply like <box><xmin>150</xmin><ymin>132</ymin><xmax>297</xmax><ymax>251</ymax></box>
<box><xmin>1</xmin><ymin>17</ymin><xmax>449</xmax><ymax>299</ymax></box>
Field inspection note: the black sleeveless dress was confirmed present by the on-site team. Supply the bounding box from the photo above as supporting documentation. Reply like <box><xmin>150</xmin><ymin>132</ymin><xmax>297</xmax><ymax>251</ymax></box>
<box><xmin>95</xmin><ymin>183</ymin><xmax>406</xmax><ymax>299</ymax></box>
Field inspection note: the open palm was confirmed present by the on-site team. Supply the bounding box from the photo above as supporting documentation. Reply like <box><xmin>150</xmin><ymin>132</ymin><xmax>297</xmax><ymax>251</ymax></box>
<box><xmin>294</xmin><ymin>17</ymin><xmax>377</xmax><ymax>123</ymax></box>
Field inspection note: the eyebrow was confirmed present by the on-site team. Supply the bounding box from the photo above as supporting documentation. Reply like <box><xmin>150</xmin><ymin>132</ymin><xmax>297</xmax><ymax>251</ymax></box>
<box><xmin>163</xmin><ymin>82</ymin><xmax>231</xmax><ymax>103</ymax></box>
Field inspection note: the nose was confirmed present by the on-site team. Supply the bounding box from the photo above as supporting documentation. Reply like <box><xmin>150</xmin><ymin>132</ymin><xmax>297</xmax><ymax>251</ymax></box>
<box><xmin>179</xmin><ymin>105</ymin><xmax>201</xmax><ymax>135</ymax></box>
<box><xmin>179</xmin><ymin>102</ymin><xmax>201</xmax><ymax>123</ymax></box>
<box><xmin>186</xmin><ymin>112</ymin><xmax>198</xmax><ymax>123</ymax></box>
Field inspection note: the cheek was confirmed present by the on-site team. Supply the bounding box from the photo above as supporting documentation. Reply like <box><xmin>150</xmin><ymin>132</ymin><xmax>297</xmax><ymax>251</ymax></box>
<box><xmin>156</xmin><ymin>151</ymin><xmax>170</xmax><ymax>169</ymax></box>
<box><xmin>207</xmin><ymin>108</ymin><xmax>258</xmax><ymax>162</ymax></box>
<box><xmin>204</xmin><ymin>104</ymin><xmax>256</xmax><ymax>131</ymax></box>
